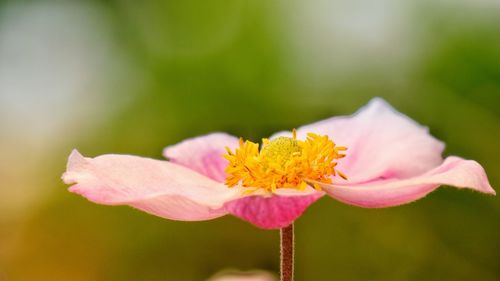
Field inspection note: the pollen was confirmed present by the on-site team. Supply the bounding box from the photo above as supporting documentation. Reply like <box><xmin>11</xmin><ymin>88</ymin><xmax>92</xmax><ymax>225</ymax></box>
<box><xmin>260</xmin><ymin>137</ymin><xmax>301</xmax><ymax>165</ymax></box>
<box><xmin>224</xmin><ymin>129</ymin><xmax>347</xmax><ymax>192</ymax></box>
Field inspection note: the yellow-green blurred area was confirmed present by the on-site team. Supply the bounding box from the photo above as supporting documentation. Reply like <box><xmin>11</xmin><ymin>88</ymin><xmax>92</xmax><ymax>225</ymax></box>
<box><xmin>0</xmin><ymin>0</ymin><xmax>499</xmax><ymax>280</ymax></box>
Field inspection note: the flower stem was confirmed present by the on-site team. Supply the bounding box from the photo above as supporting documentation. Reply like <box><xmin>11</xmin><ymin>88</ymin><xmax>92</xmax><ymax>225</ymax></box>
<box><xmin>280</xmin><ymin>223</ymin><xmax>294</xmax><ymax>281</ymax></box>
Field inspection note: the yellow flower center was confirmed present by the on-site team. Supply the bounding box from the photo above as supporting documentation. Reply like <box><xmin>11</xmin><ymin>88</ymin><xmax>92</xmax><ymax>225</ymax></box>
<box><xmin>224</xmin><ymin>129</ymin><xmax>347</xmax><ymax>192</ymax></box>
<box><xmin>260</xmin><ymin>137</ymin><xmax>301</xmax><ymax>166</ymax></box>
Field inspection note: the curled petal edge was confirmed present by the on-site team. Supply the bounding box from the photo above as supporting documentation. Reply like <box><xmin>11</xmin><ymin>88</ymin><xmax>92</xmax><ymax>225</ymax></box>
<box><xmin>318</xmin><ymin>156</ymin><xmax>495</xmax><ymax>208</ymax></box>
<box><xmin>62</xmin><ymin>149</ymin><xmax>241</xmax><ymax>221</ymax></box>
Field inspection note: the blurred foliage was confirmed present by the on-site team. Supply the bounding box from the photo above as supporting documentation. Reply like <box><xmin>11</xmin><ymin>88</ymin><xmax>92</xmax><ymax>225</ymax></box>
<box><xmin>0</xmin><ymin>0</ymin><xmax>499</xmax><ymax>280</ymax></box>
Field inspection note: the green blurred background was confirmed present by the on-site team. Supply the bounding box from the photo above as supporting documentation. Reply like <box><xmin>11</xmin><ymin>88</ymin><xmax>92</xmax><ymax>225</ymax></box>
<box><xmin>0</xmin><ymin>0</ymin><xmax>499</xmax><ymax>280</ymax></box>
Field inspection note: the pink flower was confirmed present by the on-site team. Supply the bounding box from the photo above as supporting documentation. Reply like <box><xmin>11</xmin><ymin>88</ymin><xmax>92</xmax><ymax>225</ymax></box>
<box><xmin>62</xmin><ymin>98</ymin><xmax>495</xmax><ymax>229</ymax></box>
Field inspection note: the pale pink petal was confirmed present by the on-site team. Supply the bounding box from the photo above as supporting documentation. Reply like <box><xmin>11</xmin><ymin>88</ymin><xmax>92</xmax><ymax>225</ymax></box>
<box><xmin>274</xmin><ymin>98</ymin><xmax>445</xmax><ymax>183</ymax></box>
<box><xmin>62</xmin><ymin>150</ymin><xmax>243</xmax><ymax>221</ymax></box>
<box><xmin>163</xmin><ymin>133</ymin><xmax>239</xmax><ymax>182</ymax></box>
<box><xmin>318</xmin><ymin>156</ymin><xmax>495</xmax><ymax>208</ymax></box>
<box><xmin>224</xmin><ymin>187</ymin><xmax>324</xmax><ymax>229</ymax></box>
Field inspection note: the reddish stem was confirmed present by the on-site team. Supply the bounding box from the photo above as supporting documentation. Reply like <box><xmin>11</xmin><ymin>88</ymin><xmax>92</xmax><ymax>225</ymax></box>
<box><xmin>280</xmin><ymin>223</ymin><xmax>294</xmax><ymax>281</ymax></box>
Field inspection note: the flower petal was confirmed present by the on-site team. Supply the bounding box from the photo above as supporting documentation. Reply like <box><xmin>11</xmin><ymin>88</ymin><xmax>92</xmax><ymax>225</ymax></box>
<box><xmin>62</xmin><ymin>149</ymin><xmax>243</xmax><ymax>220</ymax></box>
<box><xmin>224</xmin><ymin>187</ymin><xmax>323</xmax><ymax>229</ymax></box>
<box><xmin>163</xmin><ymin>133</ymin><xmax>239</xmax><ymax>182</ymax></box>
<box><xmin>275</xmin><ymin>98</ymin><xmax>445</xmax><ymax>183</ymax></box>
<box><xmin>319</xmin><ymin>156</ymin><xmax>495</xmax><ymax>208</ymax></box>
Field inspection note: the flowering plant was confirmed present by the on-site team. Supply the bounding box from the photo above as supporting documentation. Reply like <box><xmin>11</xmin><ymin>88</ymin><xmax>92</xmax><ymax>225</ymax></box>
<box><xmin>63</xmin><ymin>98</ymin><xmax>494</xmax><ymax>280</ymax></box>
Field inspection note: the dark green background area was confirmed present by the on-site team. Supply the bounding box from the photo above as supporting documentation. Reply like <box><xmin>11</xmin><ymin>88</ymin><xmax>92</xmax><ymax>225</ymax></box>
<box><xmin>1</xmin><ymin>0</ymin><xmax>498</xmax><ymax>280</ymax></box>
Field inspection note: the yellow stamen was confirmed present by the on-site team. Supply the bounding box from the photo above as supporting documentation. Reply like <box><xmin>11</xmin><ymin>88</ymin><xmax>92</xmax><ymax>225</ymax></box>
<box><xmin>224</xmin><ymin>129</ymin><xmax>347</xmax><ymax>192</ymax></box>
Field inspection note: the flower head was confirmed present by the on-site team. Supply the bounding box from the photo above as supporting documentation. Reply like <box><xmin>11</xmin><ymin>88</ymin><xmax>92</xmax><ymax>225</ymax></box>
<box><xmin>224</xmin><ymin>131</ymin><xmax>347</xmax><ymax>192</ymax></box>
<box><xmin>62</xmin><ymin>98</ymin><xmax>495</xmax><ymax>229</ymax></box>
